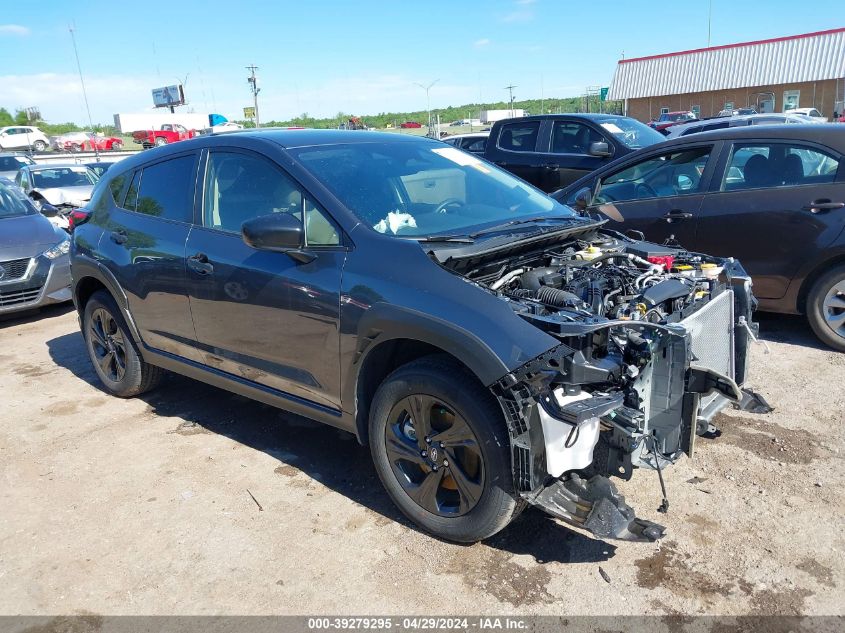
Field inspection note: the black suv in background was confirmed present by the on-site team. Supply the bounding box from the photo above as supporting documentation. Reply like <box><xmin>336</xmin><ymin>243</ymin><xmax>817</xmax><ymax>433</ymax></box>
<box><xmin>554</xmin><ymin>124</ymin><xmax>845</xmax><ymax>351</ymax></box>
<box><xmin>482</xmin><ymin>114</ymin><xmax>665</xmax><ymax>192</ymax></box>
<box><xmin>70</xmin><ymin>130</ymin><xmax>758</xmax><ymax>544</ymax></box>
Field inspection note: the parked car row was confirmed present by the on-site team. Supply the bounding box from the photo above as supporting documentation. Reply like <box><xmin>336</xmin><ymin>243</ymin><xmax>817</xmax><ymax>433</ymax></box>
<box><xmin>52</xmin><ymin>132</ymin><xmax>124</xmax><ymax>153</ymax></box>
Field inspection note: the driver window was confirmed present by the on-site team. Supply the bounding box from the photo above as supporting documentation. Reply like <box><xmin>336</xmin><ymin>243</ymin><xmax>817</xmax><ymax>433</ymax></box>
<box><xmin>203</xmin><ymin>152</ymin><xmax>303</xmax><ymax>233</ymax></box>
<box><xmin>595</xmin><ymin>147</ymin><xmax>711</xmax><ymax>203</ymax></box>
<box><xmin>551</xmin><ymin>122</ymin><xmax>604</xmax><ymax>154</ymax></box>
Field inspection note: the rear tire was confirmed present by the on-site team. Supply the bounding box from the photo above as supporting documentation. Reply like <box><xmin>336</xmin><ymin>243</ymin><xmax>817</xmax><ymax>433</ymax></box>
<box><xmin>112</xmin><ymin>141</ymin><xmax>123</xmax><ymax>151</ymax></box>
<box><xmin>154</xmin><ymin>137</ymin><xmax>167</xmax><ymax>147</ymax></box>
<box><xmin>33</xmin><ymin>140</ymin><xmax>47</xmax><ymax>152</ymax></box>
<box><xmin>82</xmin><ymin>291</ymin><xmax>163</xmax><ymax>397</ymax></box>
<box><xmin>807</xmin><ymin>265</ymin><xmax>845</xmax><ymax>352</ymax></box>
<box><xmin>368</xmin><ymin>356</ymin><xmax>522</xmax><ymax>542</ymax></box>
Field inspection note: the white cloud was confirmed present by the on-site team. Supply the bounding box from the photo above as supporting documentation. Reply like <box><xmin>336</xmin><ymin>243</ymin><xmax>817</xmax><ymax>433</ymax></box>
<box><xmin>473</xmin><ymin>38</ymin><xmax>491</xmax><ymax>48</ymax></box>
<box><xmin>0</xmin><ymin>24</ymin><xmax>30</xmax><ymax>36</ymax></box>
<box><xmin>516</xmin><ymin>0</ymin><xmax>537</xmax><ymax>5</ymax></box>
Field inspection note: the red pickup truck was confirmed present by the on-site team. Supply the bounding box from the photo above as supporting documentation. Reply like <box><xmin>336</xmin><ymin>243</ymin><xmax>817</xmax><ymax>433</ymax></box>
<box><xmin>132</xmin><ymin>123</ymin><xmax>196</xmax><ymax>149</ymax></box>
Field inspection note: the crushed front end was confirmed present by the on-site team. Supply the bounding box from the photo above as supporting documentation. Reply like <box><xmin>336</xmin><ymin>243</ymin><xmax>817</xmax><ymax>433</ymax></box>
<box><xmin>459</xmin><ymin>235</ymin><xmax>760</xmax><ymax>541</ymax></box>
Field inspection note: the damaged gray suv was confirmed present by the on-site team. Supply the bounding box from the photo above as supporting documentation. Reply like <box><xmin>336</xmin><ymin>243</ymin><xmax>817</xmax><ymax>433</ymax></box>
<box><xmin>71</xmin><ymin>130</ymin><xmax>760</xmax><ymax>543</ymax></box>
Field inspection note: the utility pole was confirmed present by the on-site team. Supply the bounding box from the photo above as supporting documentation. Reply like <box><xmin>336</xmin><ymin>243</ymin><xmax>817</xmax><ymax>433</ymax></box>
<box><xmin>246</xmin><ymin>64</ymin><xmax>261</xmax><ymax>128</ymax></box>
<box><xmin>414</xmin><ymin>79</ymin><xmax>439</xmax><ymax>135</ymax></box>
<box><xmin>69</xmin><ymin>25</ymin><xmax>100</xmax><ymax>160</ymax></box>
<box><xmin>505</xmin><ymin>84</ymin><xmax>517</xmax><ymax>118</ymax></box>
<box><xmin>707</xmin><ymin>0</ymin><xmax>713</xmax><ymax>46</ymax></box>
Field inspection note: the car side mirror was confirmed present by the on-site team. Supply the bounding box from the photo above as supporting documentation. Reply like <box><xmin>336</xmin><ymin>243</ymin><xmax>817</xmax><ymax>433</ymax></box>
<box><xmin>40</xmin><ymin>203</ymin><xmax>59</xmax><ymax>217</ymax></box>
<box><xmin>241</xmin><ymin>213</ymin><xmax>315</xmax><ymax>263</ymax></box>
<box><xmin>588</xmin><ymin>141</ymin><xmax>612</xmax><ymax>158</ymax></box>
<box><xmin>573</xmin><ymin>187</ymin><xmax>592</xmax><ymax>211</ymax></box>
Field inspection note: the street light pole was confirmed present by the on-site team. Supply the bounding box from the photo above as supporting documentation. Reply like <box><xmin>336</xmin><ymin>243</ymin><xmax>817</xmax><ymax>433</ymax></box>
<box><xmin>246</xmin><ymin>64</ymin><xmax>261</xmax><ymax>128</ymax></box>
<box><xmin>69</xmin><ymin>25</ymin><xmax>100</xmax><ymax>161</ymax></box>
<box><xmin>414</xmin><ymin>79</ymin><xmax>439</xmax><ymax>135</ymax></box>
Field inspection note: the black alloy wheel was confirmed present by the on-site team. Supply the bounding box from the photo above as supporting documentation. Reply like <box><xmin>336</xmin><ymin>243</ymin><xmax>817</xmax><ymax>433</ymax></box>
<box><xmin>88</xmin><ymin>307</ymin><xmax>127</xmax><ymax>383</ymax></box>
<box><xmin>384</xmin><ymin>394</ymin><xmax>485</xmax><ymax>517</ymax></box>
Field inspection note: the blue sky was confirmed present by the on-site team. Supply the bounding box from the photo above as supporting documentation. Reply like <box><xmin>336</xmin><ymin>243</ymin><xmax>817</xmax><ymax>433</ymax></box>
<box><xmin>0</xmin><ymin>0</ymin><xmax>841</xmax><ymax>124</ymax></box>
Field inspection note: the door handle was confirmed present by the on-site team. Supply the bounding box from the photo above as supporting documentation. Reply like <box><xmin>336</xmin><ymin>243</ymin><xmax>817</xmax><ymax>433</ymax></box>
<box><xmin>494</xmin><ymin>161</ymin><xmax>507</xmax><ymax>167</ymax></box>
<box><xmin>663</xmin><ymin>209</ymin><xmax>693</xmax><ymax>223</ymax></box>
<box><xmin>543</xmin><ymin>163</ymin><xmax>560</xmax><ymax>170</ymax></box>
<box><xmin>187</xmin><ymin>252</ymin><xmax>213</xmax><ymax>275</ymax></box>
<box><xmin>803</xmin><ymin>199</ymin><xmax>845</xmax><ymax>214</ymax></box>
<box><xmin>109</xmin><ymin>230</ymin><xmax>127</xmax><ymax>244</ymax></box>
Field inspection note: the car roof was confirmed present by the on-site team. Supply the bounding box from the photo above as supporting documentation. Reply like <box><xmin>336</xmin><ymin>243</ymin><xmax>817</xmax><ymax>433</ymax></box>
<box><xmin>444</xmin><ymin>132</ymin><xmax>490</xmax><ymax>139</ymax></box>
<box><xmin>495</xmin><ymin>113</ymin><xmax>630</xmax><ymax>124</ymax></box>
<box><xmin>659</xmin><ymin>122</ymin><xmax>842</xmax><ymax>146</ymax></box>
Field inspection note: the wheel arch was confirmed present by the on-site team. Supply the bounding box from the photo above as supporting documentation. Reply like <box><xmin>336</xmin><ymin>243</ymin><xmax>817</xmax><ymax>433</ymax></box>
<box><xmin>797</xmin><ymin>253</ymin><xmax>845</xmax><ymax>314</ymax></box>
<box><xmin>72</xmin><ymin>258</ymin><xmax>142</xmax><ymax>346</ymax></box>
<box><xmin>349</xmin><ymin>311</ymin><xmax>515</xmax><ymax>446</ymax></box>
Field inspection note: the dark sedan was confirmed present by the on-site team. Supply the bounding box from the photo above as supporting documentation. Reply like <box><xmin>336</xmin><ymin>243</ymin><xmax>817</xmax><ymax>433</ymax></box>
<box><xmin>554</xmin><ymin>124</ymin><xmax>845</xmax><ymax>350</ymax></box>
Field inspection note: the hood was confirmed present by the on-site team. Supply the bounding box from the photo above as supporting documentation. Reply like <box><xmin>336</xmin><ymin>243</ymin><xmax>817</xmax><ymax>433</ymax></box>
<box><xmin>0</xmin><ymin>213</ymin><xmax>65</xmax><ymax>259</ymax></box>
<box><xmin>35</xmin><ymin>185</ymin><xmax>93</xmax><ymax>207</ymax></box>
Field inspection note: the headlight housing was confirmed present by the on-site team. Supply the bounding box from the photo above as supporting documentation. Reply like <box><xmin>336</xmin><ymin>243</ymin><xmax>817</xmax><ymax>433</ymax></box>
<box><xmin>43</xmin><ymin>237</ymin><xmax>70</xmax><ymax>260</ymax></box>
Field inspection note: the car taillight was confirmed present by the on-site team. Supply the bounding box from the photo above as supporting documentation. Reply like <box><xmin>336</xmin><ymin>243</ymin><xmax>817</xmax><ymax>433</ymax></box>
<box><xmin>68</xmin><ymin>209</ymin><xmax>91</xmax><ymax>232</ymax></box>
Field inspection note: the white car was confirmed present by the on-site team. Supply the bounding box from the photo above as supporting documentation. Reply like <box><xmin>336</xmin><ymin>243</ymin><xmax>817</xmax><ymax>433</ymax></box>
<box><xmin>787</xmin><ymin>107</ymin><xmax>828</xmax><ymax>121</ymax></box>
<box><xmin>0</xmin><ymin>126</ymin><xmax>50</xmax><ymax>152</ymax></box>
<box><xmin>209</xmin><ymin>121</ymin><xmax>244</xmax><ymax>134</ymax></box>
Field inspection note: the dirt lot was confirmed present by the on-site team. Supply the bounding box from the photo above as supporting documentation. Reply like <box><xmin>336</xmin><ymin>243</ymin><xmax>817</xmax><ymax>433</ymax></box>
<box><xmin>0</xmin><ymin>305</ymin><xmax>843</xmax><ymax>616</ymax></box>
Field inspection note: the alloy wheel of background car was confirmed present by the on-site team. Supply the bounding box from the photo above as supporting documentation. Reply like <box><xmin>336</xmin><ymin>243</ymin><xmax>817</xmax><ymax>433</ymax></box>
<box><xmin>71</xmin><ymin>144</ymin><xmax>82</xmax><ymax>153</ymax></box>
<box><xmin>384</xmin><ymin>394</ymin><xmax>485</xmax><ymax>517</ymax></box>
<box><xmin>154</xmin><ymin>137</ymin><xmax>167</xmax><ymax>147</ymax></box>
<box><xmin>807</xmin><ymin>265</ymin><xmax>845</xmax><ymax>352</ymax></box>
<box><xmin>83</xmin><ymin>290</ymin><xmax>163</xmax><ymax>397</ymax></box>
<box><xmin>112</xmin><ymin>141</ymin><xmax>123</xmax><ymax>151</ymax></box>
<box><xmin>369</xmin><ymin>356</ymin><xmax>522</xmax><ymax>542</ymax></box>
<box><xmin>33</xmin><ymin>140</ymin><xmax>46</xmax><ymax>152</ymax></box>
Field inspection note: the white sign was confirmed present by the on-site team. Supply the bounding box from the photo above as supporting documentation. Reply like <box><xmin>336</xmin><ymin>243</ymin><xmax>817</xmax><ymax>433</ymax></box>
<box><xmin>152</xmin><ymin>85</ymin><xmax>184</xmax><ymax>108</ymax></box>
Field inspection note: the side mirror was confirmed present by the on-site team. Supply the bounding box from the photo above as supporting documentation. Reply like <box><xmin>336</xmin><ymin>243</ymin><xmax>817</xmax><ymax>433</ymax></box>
<box><xmin>676</xmin><ymin>174</ymin><xmax>693</xmax><ymax>191</ymax></box>
<box><xmin>40</xmin><ymin>203</ymin><xmax>59</xmax><ymax>217</ymax></box>
<box><xmin>573</xmin><ymin>187</ymin><xmax>592</xmax><ymax>211</ymax></box>
<box><xmin>588</xmin><ymin>141</ymin><xmax>612</xmax><ymax>158</ymax></box>
<box><xmin>241</xmin><ymin>213</ymin><xmax>314</xmax><ymax>263</ymax></box>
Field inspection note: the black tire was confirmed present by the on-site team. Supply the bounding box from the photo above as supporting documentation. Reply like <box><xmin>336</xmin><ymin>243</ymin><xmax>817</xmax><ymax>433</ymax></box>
<box><xmin>82</xmin><ymin>290</ymin><xmax>163</xmax><ymax>397</ymax></box>
<box><xmin>154</xmin><ymin>136</ymin><xmax>167</xmax><ymax>147</ymax></box>
<box><xmin>112</xmin><ymin>141</ymin><xmax>123</xmax><ymax>151</ymax></box>
<box><xmin>369</xmin><ymin>355</ymin><xmax>522</xmax><ymax>542</ymax></box>
<box><xmin>806</xmin><ymin>264</ymin><xmax>845</xmax><ymax>352</ymax></box>
<box><xmin>33</xmin><ymin>140</ymin><xmax>47</xmax><ymax>152</ymax></box>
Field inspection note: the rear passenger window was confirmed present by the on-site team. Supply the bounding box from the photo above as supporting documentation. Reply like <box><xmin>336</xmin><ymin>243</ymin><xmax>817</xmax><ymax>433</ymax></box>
<box><xmin>123</xmin><ymin>171</ymin><xmax>140</xmax><ymax>210</ymax></box>
<box><xmin>723</xmin><ymin>143</ymin><xmax>840</xmax><ymax>191</ymax></box>
<box><xmin>497</xmin><ymin>122</ymin><xmax>539</xmax><ymax>152</ymax></box>
<box><xmin>108</xmin><ymin>173</ymin><xmax>127</xmax><ymax>205</ymax></box>
<box><xmin>133</xmin><ymin>155</ymin><xmax>196</xmax><ymax>222</ymax></box>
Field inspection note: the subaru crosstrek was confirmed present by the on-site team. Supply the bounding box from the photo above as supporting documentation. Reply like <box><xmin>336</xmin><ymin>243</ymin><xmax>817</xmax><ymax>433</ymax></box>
<box><xmin>70</xmin><ymin>130</ymin><xmax>761</xmax><ymax>543</ymax></box>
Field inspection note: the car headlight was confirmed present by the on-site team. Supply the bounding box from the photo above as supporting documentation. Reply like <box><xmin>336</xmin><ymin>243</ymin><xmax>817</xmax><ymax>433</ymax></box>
<box><xmin>43</xmin><ymin>237</ymin><xmax>70</xmax><ymax>259</ymax></box>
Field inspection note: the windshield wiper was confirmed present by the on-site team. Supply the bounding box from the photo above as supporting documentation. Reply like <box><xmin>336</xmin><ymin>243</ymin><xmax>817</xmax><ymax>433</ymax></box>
<box><xmin>469</xmin><ymin>216</ymin><xmax>581</xmax><ymax>238</ymax></box>
<box><xmin>413</xmin><ymin>234</ymin><xmax>475</xmax><ymax>244</ymax></box>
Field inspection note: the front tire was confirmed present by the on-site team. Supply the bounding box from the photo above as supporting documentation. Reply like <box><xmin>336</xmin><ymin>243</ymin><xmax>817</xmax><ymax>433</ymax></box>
<box><xmin>83</xmin><ymin>291</ymin><xmax>163</xmax><ymax>397</ymax></box>
<box><xmin>112</xmin><ymin>141</ymin><xmax>123</xmax><ymax>151</ymax></box>
<box><xmin>807</xmin><ymin>265</ymin><xmax>845</xmax><ymax>351</ymax></box>
<box><xmin>368</xmin><ymin>356</ymin><xmax>521</xmax><ymax>542</ymax></box>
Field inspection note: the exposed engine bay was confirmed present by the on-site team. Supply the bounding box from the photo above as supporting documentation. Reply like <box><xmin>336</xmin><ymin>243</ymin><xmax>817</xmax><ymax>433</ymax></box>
<box><xmin>433</xmin><ymin>226</ymin><xmax>763</xmax><ymax>542</ymax></box>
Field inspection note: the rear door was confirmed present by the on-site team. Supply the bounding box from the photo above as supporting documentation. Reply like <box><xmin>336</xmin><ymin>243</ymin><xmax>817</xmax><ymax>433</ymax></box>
<box><xmin>587</xmin><ymin>142</ymin><xmax>719</xmax><ymax>247</ymax></box>
<box><xmin>95</xmin><ymin>151</ymin><xmax>202</xmax><ymax>361</ymax></box>
<box><xmin>487</xmin><ymin>120</ymin><xmax>544</xmax><ymax>187</ymax></box>
<box><xmin>695</xmin><ymin>139</ymin><xmax>845</xmax><ymax>299</ymax></box>
<box><xmin>534</xmin><ymin>119</ymin><xmax>612</xmax><ymax>191</ymax></box>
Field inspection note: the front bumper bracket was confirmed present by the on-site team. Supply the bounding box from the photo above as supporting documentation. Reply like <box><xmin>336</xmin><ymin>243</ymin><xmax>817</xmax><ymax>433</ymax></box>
<box><xmin>531</xmin><ymin>473</ymin><xmax>666</xmax><ymax>542</ymax></box>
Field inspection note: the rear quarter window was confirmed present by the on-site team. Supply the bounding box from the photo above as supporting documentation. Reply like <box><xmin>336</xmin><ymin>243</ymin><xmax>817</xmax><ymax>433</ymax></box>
<box><xmin>496</xmin><ymin>121</ymin><xmax>540</xmax><ymax>152</ymax></box>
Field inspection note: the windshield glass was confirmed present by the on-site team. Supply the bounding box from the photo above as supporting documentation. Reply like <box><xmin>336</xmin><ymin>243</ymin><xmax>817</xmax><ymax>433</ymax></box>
<box><xmin>291</xmin><ymin>141</ymin><xmax>576</xmax><ymax>237</ymax></box>
<box><xmin>31</xmin><ymin>167</ymin><xmax>98</xmax><ymax>188</ymax></box>
<box><xmin>0</xmin><ymin>181</ymin><xmax>36</xmax><ymax>218</ymax></box>
<box><xmin>598</xmin><ymin>117</ymin><xmax>665</xmax><ymax>149</ymax></box>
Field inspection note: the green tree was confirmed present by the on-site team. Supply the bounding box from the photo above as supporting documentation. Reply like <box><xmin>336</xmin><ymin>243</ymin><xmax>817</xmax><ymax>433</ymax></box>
<box><xmin>0</xmin><ymin>108</ymin><xmax>13</xmax><ymax>126</ymax></box>
<box><xmin>14</xmin><ymin>109</ymin><xmax>29</xmax><ymax>125</ymax></box>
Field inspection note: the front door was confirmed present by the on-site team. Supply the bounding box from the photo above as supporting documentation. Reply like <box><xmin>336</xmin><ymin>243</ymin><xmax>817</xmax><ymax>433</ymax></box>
<box><xmin>536</xmin><ymin>119</ymin><xmax>611</xmax><ymax>192</ymax></box>
<box><xmin>695</xmin><ymin>140</ymin><xmax>845</xmax><ymax>299</ymax></box>
<box><xmin>184</xmin><ymin>149</ymin><xmax>346</xmax><ymax>410</ymax></box>
<box><xmin>588</xmin><ymin>144</ymin><xmax>718</xmax><ymax>248</ymax></box>
<box><xmin>95</xmin><ymin>152</ymin><xmax>201</xmax><ymax>361</ymax></box>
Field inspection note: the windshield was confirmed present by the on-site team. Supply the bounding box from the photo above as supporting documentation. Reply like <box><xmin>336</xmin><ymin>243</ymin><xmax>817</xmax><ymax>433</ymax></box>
<box><xmin>31</xmin><ymin>167</ymin><xmax>98</xmax><ymax>188</ymax></box>
<box><xmin>598</xmin><ymin>117</ymin><xmax>665</xmax><ymax>149</ymax></box>
<box><xmin>0</xmin><ymin>181</ymin><xmax>36</xmax><ymax>218</ymax></box>
<box><xmin>291</xmin><ymin>141</ymin><xmax>576</xmax><ymax>237</ymax></box>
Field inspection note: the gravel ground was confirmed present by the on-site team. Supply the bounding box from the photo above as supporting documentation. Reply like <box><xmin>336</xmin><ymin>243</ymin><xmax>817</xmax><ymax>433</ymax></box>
<box><xmin>0</xmin><ymin>305</ymin><xmax>843</xmax><ymax>616</ymax></box>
